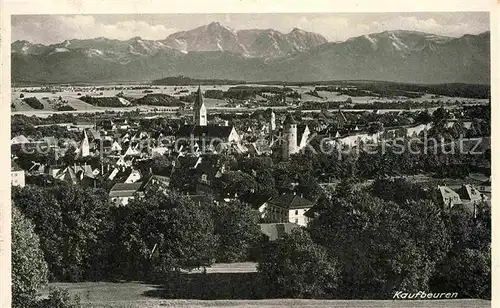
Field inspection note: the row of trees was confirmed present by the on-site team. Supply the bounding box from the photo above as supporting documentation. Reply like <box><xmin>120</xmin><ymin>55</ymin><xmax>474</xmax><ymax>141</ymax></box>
<box><xmin>12</xmin><ymin>182</ymin><xmax>262</xmax><ymax>283</ymax></box>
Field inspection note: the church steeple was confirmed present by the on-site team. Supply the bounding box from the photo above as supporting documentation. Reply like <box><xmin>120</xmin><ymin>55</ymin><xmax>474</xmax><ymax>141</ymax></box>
<box><xmin>193</xmin><ymin>85</ymin><xmax>207</xmax><ymax>126</ymax></box>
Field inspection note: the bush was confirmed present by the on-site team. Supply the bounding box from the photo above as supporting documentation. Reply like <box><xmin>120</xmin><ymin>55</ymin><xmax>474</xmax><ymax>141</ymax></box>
<box><xmin>12</xmin><ymin>206</ymin><xmax>48</xmax><ymax>308</ymax></box>
<box><xmin>56</xmin><ymin>105</ymin><xmax>76</xmax><ymax>111</ymax></box>
<box><xmin>36</xmin><ymin>288</ymin><xmax>82</xmax><ymax>308</ymax></box>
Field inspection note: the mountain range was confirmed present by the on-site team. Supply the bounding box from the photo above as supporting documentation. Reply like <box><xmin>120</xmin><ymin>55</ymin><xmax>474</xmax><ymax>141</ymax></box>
<box><xmin>11</xmin><ymin>22</ymin><xmax>490</xmax><ymax>84</ymax></box>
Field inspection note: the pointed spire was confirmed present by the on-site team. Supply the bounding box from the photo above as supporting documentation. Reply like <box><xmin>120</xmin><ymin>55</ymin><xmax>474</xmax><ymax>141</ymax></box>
<box><xmin>195</xmin><ymin>84</ymin><xmax>204</xmax><ymax>108</ymax></box>
<box><xmin>283</xmin><ymin>112</ymin><xmax>296</xmax><ymax>126</ymax></box>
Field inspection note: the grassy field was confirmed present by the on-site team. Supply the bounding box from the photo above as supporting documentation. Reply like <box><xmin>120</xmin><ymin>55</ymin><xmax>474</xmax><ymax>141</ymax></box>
<box><xmin>43</xmin><ymin>280</ymin><xmax>491</xmax><ymax>308</ymax></box>
<box><xmin>43</xmin><ymin>262</ymin><xmax>490</xmax><ymax>308</ymax></box>
<box><xmin>12</xmin><ymin>84</ymin><xmax>489</xmax><ymax>116</ymax></box>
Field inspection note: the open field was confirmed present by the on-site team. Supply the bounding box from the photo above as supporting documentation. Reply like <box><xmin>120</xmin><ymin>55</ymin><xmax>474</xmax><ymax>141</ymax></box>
<box><xmin>41</xmin><ymin>262</ymin><xmax>490</xmax><ymax>308</ymax></box>
<box><xmin>11</xmin><ymin>84</ymin><xmax>488</xmax><ymax>116</ymax></box>
<box><xmin>42</xmin><ymin>280</ymin><xmax>491</xmax><ymax>308</ymax></box>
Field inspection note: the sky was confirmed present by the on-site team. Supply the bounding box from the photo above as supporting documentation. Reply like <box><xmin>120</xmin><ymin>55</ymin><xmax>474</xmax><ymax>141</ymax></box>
<box><xmin>12</xmin><ymin>12</ymin><xmax>490</xmax><ymax>44</ymax></box>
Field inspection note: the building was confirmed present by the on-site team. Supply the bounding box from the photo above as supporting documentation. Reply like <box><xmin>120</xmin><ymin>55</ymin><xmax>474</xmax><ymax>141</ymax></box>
<box><xmin>258</xmin><ymin>193</ymin><xmax>315</xmax><ymax>227</ymax></box>
<box><xmin>282</xmin><ymin>113</ymin><xmax>298</xmax><ymax>159</ymax></box>
<box><xmin>124</xmin><ymin>168</ymin><xmax>142</xmax><ymax>183</ymax></box>
<box><xmin>270</xmin><ymin>110</ymin><xmax>276</xmax><ymax>131</ymax></box>
<box><xmin>175</xmin><ymin>87</ymin><xmax>240</xmax><ymax>153</ymax></box>
<box><xmin>109</xmin><ymin>182</ymin><xmax>143</xmax><ymax>206</ymax></box>
<box><xmin>11</xmin><ymin>135</ymin><xmax>30</xmax><ymax>145</ymax></box>
<box><xmin>54</xmin><ymin>164</ymin><xmax>96</xmax><ymax>187</ymax></box>
<box><xmin>193</xmin><ymin>86</ymin><xmax>207</xmax><ymax>126</ymax></box>
<box><xmin>175</xmin><ymin>124</ymin><xmax>240</xmax><ymax>144</ymax></box>
<box><xmin>79</xmin><ymin>130</ymin><xmax>90</xmax><ymax>158</ymax></box>
<box><xmin>438</xmin><ymin>185</ymin><xmax>462</xmax><ymax>208</ymax></box>
<box><xmin>11</xmin><ymin>160</ymin><xmax>25</xmax><ymax>187</ymax></box>
<box><xmin>478</xmin><ymin>180</ymin><xmax>491</xmax><ymax>193</ymax></box>
<box><xmin>457</xmin><ymin>184</ymin><xmax>485</xmax><ymax>204</ymax></box>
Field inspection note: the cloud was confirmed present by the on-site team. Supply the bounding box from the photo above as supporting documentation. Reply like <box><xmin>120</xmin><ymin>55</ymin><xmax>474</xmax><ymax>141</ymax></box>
<box><xmin>358</xmin><ymin>16</ymin><xmax>489</xmax><ymax>38</ymax></box>
<box><xmin>12</xmin><ymin>15</ymin><xmax>178</xmax><ymax>44</ymax></box>
<box><xmin>12</xmin><ymin>13</ymin><xmax>489</xmax><ymax>45</ymax></box>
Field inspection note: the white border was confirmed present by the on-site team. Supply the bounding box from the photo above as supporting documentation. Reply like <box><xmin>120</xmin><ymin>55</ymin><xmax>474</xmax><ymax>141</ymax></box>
<box><xmin>1</xmin><ymin>1</ymin><xmax>498</xmax><ymax>307</ymax></box>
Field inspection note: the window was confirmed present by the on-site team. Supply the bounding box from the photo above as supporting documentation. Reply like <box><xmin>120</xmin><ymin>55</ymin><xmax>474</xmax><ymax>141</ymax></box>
<box><xmin>201</xmin><ymin>174</ymin><xmax>208</xmax><ymax>183</ymax></box>
<box><xmin>295</xmin><ymin>218</ymin><xmax>298</xmax><ymax>224</ymax></box>
<box><xmin>295</xmin><ymin>210</ymin><xmax>298</xmax><ymax>215</ymax></box>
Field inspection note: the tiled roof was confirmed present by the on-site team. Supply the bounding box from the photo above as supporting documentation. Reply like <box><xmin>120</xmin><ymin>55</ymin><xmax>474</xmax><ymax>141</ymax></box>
<box><xmin>11</xmin><ymin>160</ymin><xmax>23</xmax><ymax>172</ymax></box>
<box><xmin>109</xmin><ymin>182</ymin><xmax>143</xmax><ymax>197</ymax></box>
<box><xmin>457</xmin><ymin>184</ymin><xmax>482</xmax><ymax>201</ymax></box>
<box><xmin>283</xmin><ymin>113</ymin><xmax>296</xmax><ymax>126</ymax></box>
<box><xmin>175</xmin><ymin>124</ymin><xmax>235</xmax><ymax>139</ymax></box>
<box><xmin>268</xmin><ymin>194</ymin><xmax>314</xmax><ymax>209</ymax></box>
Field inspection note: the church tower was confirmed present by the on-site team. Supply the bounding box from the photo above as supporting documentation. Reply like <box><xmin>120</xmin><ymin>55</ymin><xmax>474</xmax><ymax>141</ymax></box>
<box><xmin>282</xmin><ymin>113</ymin><xmax>298</xmax><ymax>159</ymax></box>
<box><xmin>80</xmin><ymin>130</ymin><xmax>90</xmax><ymax>158</ymax></box>
<box><xmin>270</xmin><ymin>110</ymin><xmax>276</xmax><ymax>131</ymax></box>
<box><xmin>193</xmin><ymin>85</ymin><xmax>207</xmax><ymax>126</ymax></box>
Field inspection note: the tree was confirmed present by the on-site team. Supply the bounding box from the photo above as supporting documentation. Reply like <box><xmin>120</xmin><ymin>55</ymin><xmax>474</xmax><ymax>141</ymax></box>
<box><xmin>109</xmin><ymin>187</ymin><xmax>217</xmax><ymax>278</ymax></box>
<box><xmin>308</xmin><ymin>191</ymin><xmax>449</xmax><ymax>299</ymax></box>
<box><xmin>12</xmin><ymin>205</ymin><xmax>48</xmax><ymax>308</ymax></box>
<box><xmin>432</xmin><ymin>248</ymin><xmax>490</xmax><ymax>299</ymax></box>
<box><xmin>13</xmin><ymin>184</ymin><xmax>111</xmax><ymax>281</ymax></box>
<box><xmin>211</xmin><ymin>201</ymin><xmax>261</xmax><ymax>262</ymax></box>
<box><xmin>296</xmin><ymin>173</ymin><xmax>322</xmax><ymax>202</ymax></box>
<box><xmin>430</xmin><ymin>203</ymin><xmax>491</xmax><ymax>299</ymax></box>
<box><xmin>258</xmin><ymin>229</ymin><xmax>337</xmax><ymax>298</ymax></box>
<box><xmin>218</xmin><ymin>171</ymin><xmax>258</xmax><ymax>204</ymax></box>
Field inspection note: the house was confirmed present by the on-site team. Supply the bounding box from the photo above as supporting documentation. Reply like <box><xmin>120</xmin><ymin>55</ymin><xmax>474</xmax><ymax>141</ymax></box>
<box><xmin>54</xmin><ymin>164</ymin><xmax>96</xmax><ymax>187</ymax></box>
<box><xmin>145</xmin><ymin>174</ymin><xmax>170</xmax><ymax>187</ymax></box>
<box><xmin>114</xmin><ymin>119</ymin><xmax>130</xmax><ymax>130</ymax></box>
<box><xmin>406</xmin><ymin>124</ymin><xmax>432</xmax><ymax>137</ymax></box>
<box><xmin>175</xmin><ymin>124</ymin><xmax>241</xmax><ymax>145</ymax></box>
<box><xmin>457</xmin><ymin>184</ymin><xmax>485</xmax><ymax>204</ymax></box>
<box><xmin>11</xmin><ymin>135</ymin><xmax>30</xmax><ymax>145</ymax></box>
<box><xmin>438</xmin><ymin>185</ymin><xmax>462</xmax><ymax>208</ymax></box>
<box><xmin>124</xmin><ymin>169</ymin><xmax>142</xmax><ymax>184</ymax></box>
<box><xmin>109</xmin><ymin>182</ymin><xmax>143</xmax><ymax>206</ymax></box>
<box><xmin>478</xmin><ymin>180</ymin><xmax>491</xmax><ymax>193</ymax></box>
<box><xmin>48</xmin><ymin>165</ymin><xmax>64</xmax><ymax>177</ymax></box>
<box><xmin>151</xmin><ymin>147</ymin><xmax>169</xmax><ymax>157</ymax></box>
<box><xmin>260</xmin><ymin>223</ymin><xmax>301</xmax><ymax>241</ymax></box>
<box><xmin>258</xmin><ymin>193</ymin><xmax>315</xmax><ymax>227</ymax></box>
<box><xmin>11</xmin><ymin>160</ymin><xmax>25</xmax><ymax>187</ymax></box>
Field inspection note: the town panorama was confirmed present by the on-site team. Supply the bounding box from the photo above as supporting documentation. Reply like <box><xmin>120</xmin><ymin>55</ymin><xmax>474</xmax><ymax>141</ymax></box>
<box><xmin>10</xmin><ymin>12</ymin><xmax>491</xmax><ymax>308</ymax></box>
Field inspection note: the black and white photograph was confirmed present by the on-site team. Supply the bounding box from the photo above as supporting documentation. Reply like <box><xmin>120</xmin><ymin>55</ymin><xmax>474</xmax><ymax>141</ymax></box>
<box><xmin>3</xmin><ymin>1</ymin><xmax>496</xmax><ymax>307</ymax></box>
